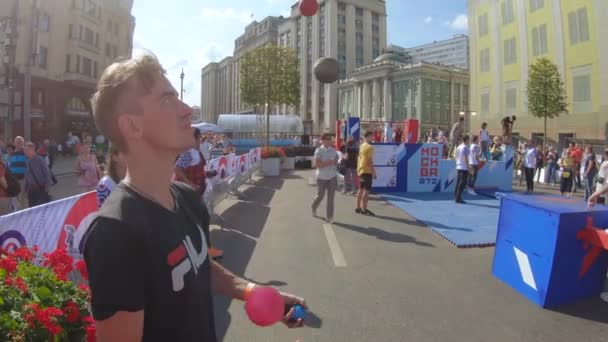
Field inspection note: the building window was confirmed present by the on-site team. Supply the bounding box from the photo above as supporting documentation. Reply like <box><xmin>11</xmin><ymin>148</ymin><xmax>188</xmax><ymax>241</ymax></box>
<box><xmin>68</xmin><ymin>24</ymin><xmax>74</xmax><ymax>38</ymax></box>
<box><xmin>40</xmin><ymin>13</ymin><xmax>50</xmax><ymax>32</ymax></box>
<box><xmin>84</xmin><ymin>28</ymin><xmax>94</xmax><ymax>45</ymax></box>
<box><xmin>480</xmin><ymin>48</ymin><xmax>490</xmax><ymax>72</ymax></box>
<box><xmin>481</xmin><ymin>93</ymin><xmax>490</xmax><ymax>114</ymax></box>
<box><xmin>531</xmin><ymin>24</ymin><xmax>548</xmax><ymax>56</ymax></box>
<box><xmin>572</xmin><ymin>67</ymin><xmax>591</xmax><ymax>113</ymax></box>
<box><xmin>478</xmin><ymin>13</ymin><xmax>489</xmax><ymax>37</ymax></box>
<box><xmin>568</xmin><ymin>7</ymin><xmax>590</xmax><ymax>45</ymax></box>
<box><xmin>501</xmin><ymin>0</ymin><xmax>515</xmax><ymax>25</ymax></box>
<box><xmin>32</xmin><ymin>89</ymin><xmax>44</xmax><ymax>107</ymax></box>
<box><xmin>105</xmin><ymin>42</ymin><xmax>111</xmax><ymax>57</ymax></box>
<box><xmin>530</xmin><ymin>0</ymin><xmax>544</xmax><ymax>12</ymax></box>
<box><xmin>94</xmin><ymin>61</ymin><xmax>98</xmax><ymax>78</ymax></box>
<box><xmin>79</xmin><ymin>24</ymin><xmax>83</xmax><ymax>39</ymax></box>
<box><xmin>355</xmin><ymin>7</ymin><xmax>363</xmax><ymax>16</ymax></box>
<box><xmin>66</xmin><ymin>54</ymin><xmax>71</xmax><ymax>72</ymax></box>
<box><xmin>338</xmin><ymin>2</ymin><xmax>346</xmax><ymax>11</ymax></box>
<box><xmin>503</xmin><ymin>38</ymin><xmax>517</xmax><ymax>65</ymax></box>
<box><xmin>82</xmin><ymin>57</ymin><xmax>92</xmax><ymax>76</ymax></box>
<box><xmin>505</xmin><ymin>87</ymin><xmax>517</xmax><ymax>113</ymax></box>
<box><xmin>76</xmin><ymin>55</ymin><xmax>81</xmax><ymax>72</ymax></box>
<box><xmin>38</xmin><ymin>46</ymin><xmax>48</xmax><ymax>68</ymax></box>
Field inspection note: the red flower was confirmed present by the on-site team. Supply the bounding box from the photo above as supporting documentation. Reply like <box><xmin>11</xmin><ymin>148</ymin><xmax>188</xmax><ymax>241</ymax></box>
<box><xmin>43</xmin><ymin>249</ymin><xmax>74</xmax><ymax>281</ymax></box>
<box><xmin>0</xmin><ymin>257</ymin><xmax>18</xmax><ymax>274</ymax></box>
<box><xmin>64</xmin><ymin>300</ymin><xmax>80</xmax><ymax>323</ymax></box>
<box><xmin>13</xmin><ymin>277</ymin><xmax>28</xmax><ymax>294</ymax></box>
<box><xmin>35</xmin><ymin>307</ymin><xmax>63</xmax><ymax>336</ymax></box>
<box><xmin>75</xmin><ymin>260</ymin><xmax>89</xmax><ymax>280</ymax></box>
<box><xmin>78</xmin><ymin>283</ymin><xmax>91</xmax><ymax>298</ymax></box>
<box><xmin>85</xmin><ymin>324</ymin><xmax>96</xmax><ymax>342</ymax></box>
<box><xmin>10</xmin><ymin>246</ymin><xmax>34</xmax><ymax>262</ymax></box>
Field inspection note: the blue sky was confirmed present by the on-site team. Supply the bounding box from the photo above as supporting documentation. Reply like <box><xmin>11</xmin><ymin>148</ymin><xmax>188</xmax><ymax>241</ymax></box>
<box><xmin>132</xmin><ymin>0</ymin><xmax>468</xmax><ymax>107</ymax></box>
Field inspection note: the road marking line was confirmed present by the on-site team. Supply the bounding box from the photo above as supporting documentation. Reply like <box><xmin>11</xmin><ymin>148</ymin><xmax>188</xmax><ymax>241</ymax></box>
<box><xmin>323</xmin><ymin>223</ymin><xmax>347</xmax><ymax>267</ymax></box>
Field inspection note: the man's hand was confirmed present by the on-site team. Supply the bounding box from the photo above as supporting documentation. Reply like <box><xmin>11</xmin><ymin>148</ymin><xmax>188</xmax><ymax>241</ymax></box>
<box><xmin>588</xmin><ymin>193</ymin><xmax>600</xmax><ymax>208</ymax></box>
<box><xmin>280</xmin><ymin>292</ymin><xmax>307</xmax><ymax>328</ymax></box>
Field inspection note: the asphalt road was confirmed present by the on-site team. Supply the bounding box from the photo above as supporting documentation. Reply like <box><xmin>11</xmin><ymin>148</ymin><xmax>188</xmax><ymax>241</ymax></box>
<box><xmin>211</xmin><ymin>169</ymin><xmax>608</xmax><ymax>342</ymax></box>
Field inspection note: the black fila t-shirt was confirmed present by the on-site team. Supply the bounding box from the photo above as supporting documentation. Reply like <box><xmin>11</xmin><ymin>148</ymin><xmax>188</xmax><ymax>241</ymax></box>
<box><xmin>84</xmin><ymin>182</ymin><xmax>217</xmax><ymax>341</ymax></box>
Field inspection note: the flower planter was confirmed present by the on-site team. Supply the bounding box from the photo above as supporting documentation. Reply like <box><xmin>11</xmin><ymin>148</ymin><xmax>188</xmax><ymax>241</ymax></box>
<box><xmin>282</xmin><ymin>157</ymin><xmax>295</xmax><ymax>170</ymax></box>
<box><xmin>261</xmin><ymin>158</ymin><xmax>281</xmax><ymax>176</ymax></box>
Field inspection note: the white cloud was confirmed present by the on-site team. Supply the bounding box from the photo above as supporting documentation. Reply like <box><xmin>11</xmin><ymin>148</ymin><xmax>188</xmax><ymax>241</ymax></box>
<box><xmin>424</xmin><ymin>16</ymin><xmax>433</xmax><ymax>24</ymax></box>
<box><xmin>201</xmin><ymin>7</ymin><xmax>253</xmax><ymax>24</ymax></box>
<box><xmin>444</xmin><ymin>14</ymin><xmax>468</xmax><ymax>30</ymax></box>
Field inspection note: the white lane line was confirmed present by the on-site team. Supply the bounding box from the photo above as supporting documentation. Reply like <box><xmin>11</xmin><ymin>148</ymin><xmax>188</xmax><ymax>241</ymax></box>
<box><xmin>323</xmin><ymin>223</ymin><xmax>347</xmax><ymax>267</ymax></box>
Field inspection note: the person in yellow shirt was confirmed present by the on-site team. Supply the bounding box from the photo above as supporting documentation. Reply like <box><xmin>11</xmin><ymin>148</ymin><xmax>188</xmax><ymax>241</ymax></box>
<box><xmin>356</xmin><ymin>131</ymin><xmax>376</xmax><ymax>215</ymax></box>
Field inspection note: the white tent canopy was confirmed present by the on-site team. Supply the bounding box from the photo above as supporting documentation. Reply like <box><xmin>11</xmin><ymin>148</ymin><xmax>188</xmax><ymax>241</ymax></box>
<box><xmin>217</xmin><ymin>114</ymin><xmax>303</xmax><ymax>134</ymax></box>
<box><xmin>193</xmin><ymin>122</ymin><xmax>221</xmax><ymax>133</ymax></box>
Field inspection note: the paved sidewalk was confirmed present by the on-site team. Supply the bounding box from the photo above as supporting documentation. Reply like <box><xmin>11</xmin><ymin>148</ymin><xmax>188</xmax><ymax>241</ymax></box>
<box><xmin>211</xmin><ymin>169</ymin><xmax>608</xmax><ymax>342</ymax></box>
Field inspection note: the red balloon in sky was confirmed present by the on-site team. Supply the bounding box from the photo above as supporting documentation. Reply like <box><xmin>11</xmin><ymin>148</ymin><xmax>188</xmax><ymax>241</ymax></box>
<box><xmin>299</xmin><ymin>0</ymin><xmax>319</xmax><ymax>17</ymax></box>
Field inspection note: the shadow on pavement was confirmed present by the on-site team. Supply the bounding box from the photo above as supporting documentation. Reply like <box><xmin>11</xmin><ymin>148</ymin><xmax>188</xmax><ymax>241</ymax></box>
<box><xmin>252</xmin><ymin>176</ymin><xmax>285</xmax><ymax>190</ymax></box>
<box><xmin>372</xmin><ymin>214</ymin><xmax>426</xmax><ymax>227</ymax></box>
<box><xmin>220</xmin><ymin>201</ymin><xmax>271</xmax><ymax>238</ymax></box>
<box><xmin>304</xmin><ymin>310</ymin><xmax>323</xmax><ymax>329</ymax></box>
<box><xmin>333</xmin><ymin>222</ymin><xmax>435</xmax><ymax>246</ymax></box>
<box><xmin>210</xmin><ymin>183</ymin><xmax>275</xmax><ymax>340</ymax></box>
<box><xmin>241</xmin><ymin>186</ymin><xmax>276</xmax><ymax>207</ymax></box>
<box><xmin>549</xmin><ymin>298</ymin><xmax>608</xmax><ymax>324</ymax></box>
<box><xmin>464</xmin><ymin>202</ymin><xmax>500</xmax><ymax>209</ymax></box>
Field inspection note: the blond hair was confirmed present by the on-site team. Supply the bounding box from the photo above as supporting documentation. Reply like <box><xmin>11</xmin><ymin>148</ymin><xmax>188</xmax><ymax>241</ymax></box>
<box><xmin>90</xmin><ymin>52</ymin><xmax>166</xmax><ymax>152</ymax></box>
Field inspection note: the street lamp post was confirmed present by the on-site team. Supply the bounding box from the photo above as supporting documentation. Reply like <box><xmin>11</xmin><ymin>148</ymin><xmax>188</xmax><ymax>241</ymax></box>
<box><xmin>179</xmin><ymin>68</ymin><xmax>184</xmax><ymax>101</ymax></box>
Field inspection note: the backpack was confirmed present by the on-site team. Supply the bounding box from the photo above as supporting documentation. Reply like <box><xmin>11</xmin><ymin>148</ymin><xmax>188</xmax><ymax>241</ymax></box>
<box><xmin>1</xmin><ymin>162</ymin><xmax>21</xmax><ymax>197</ymax></box>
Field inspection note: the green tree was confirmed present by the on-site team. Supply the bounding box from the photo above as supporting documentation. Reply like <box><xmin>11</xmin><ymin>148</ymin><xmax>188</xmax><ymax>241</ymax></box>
<box><xmin>240</xmin><ymin>45</ymin><xmax>300</xmax><ymax>145</ymax></box>
<box><xmin>525</xmin><ymin>57</ymin><xmax>568</xmax><ymax>149</ymax></box>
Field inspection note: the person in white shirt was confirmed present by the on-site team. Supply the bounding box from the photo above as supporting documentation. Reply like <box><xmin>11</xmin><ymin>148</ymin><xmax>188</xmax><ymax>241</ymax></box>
<box><xmin>199</xmin><ymin>136</ymin><xmax>212</xmax><ymax>162</ymax></box>
<box><xmin>523</xmin><ymin>142</ymin><xmax>537</xmax><ymax>194</ymax></box>
<box><xmin>479</xmin><ymin>122</ymin><xmax>491</xmax><ymax>161</ymax></box>
<box><xmin>454</xmin><ymin>135</ymin><xmax>470</xmax><ymax>204</ymax></box>
<box><xmin>467</xmin><ymin>135</ymin><xmax>480</xmax><ymax>195</ymax></box>
<box><xmin>312</xmin><ymin>133</ymin><xmax>339</xmax><ymax>223</ymax></box>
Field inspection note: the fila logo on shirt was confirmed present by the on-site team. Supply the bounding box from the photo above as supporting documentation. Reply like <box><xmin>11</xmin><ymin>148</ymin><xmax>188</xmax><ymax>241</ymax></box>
<box><xmin>166</xmin><ymin>224</ymin><xmax>208</xmax><ymax>292</ymax></box>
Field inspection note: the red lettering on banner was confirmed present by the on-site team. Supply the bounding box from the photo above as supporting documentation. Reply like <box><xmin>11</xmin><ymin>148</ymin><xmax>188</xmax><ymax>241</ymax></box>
<box><xmin>431</xmin><ymin>147</ymin><xmax>439</xmax><ymax>156</ymax></box>
<box><xmin>421</xmin><ymin>148</ymin><xmax>429</xmax><ymax>156</ymax></box>
<box><xmin>430</xmin><ymin>168</ymin><xmax>438</xmax><ymax>177</ymax></box>
<box><xmin>421</xmin><ymin>168</ymin><xmax>429</xmax><ymax>177</ymax></box>
<box><xmin>430</xmin><ymin>158</ymin><xmax>438</xmax><ymax>167</ymax></box>
<box><xmin>421</xmin><ymin>157</ymin><xmax>429</xmax><ymax>167</ymax></box>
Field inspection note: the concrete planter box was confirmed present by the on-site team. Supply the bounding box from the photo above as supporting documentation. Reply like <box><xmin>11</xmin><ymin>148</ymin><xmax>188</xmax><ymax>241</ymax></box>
<box><xmin>282</xmin><ymin>157</ymin><xmax>295</xmax><ymax>170</ymax></box>
<box><xmin>261</xmin><ymin>158</ymin><xmax>281</xmax><ymax>176</ymax></box>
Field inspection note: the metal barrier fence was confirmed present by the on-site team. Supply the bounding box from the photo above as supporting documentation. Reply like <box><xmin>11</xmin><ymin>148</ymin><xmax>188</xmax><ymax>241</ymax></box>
<box><xmin>203</xmin><ymin>148</ymin><xmax>262</xmax><ymax>228</ymax></box>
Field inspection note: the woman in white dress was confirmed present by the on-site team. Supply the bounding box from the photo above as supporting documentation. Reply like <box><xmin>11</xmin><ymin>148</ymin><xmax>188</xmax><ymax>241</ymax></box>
<box><xmin>95</xmin><ymin>147</ymin><xmax>127</xmax><ymax>208</ymax></box>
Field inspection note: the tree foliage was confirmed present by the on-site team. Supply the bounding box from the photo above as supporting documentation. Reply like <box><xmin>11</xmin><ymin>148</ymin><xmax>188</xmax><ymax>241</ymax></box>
<box><xmin>526</xmin><ymin>57</ymin><xmax>568</xmax><ymax>120</ymax></box>
<box><xmin>240</xmin><ymin>45</ymin><xmax>300</xmax><ymax>108</ymax></box>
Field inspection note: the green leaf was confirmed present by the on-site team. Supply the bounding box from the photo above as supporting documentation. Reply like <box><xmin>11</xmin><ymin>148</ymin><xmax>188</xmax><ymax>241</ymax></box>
<box><xmin>0</xmin><ymin>296</ymin><xmax>4</xmax><ymax>306</ymax></box>
<box><xmin>0</xmin><ymin>268</ymin><xmax>6</xmax><ymax>279</ymax></box>
<box><xmin>35</xmin><ymin>286</ymin><xmax>52</xmax><ymax>300</ymax></box>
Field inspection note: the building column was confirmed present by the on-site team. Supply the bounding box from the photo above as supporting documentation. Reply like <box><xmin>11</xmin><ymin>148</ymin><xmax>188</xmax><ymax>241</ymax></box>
<box><xmin>383</xmin><ymin>77</ymin><xmax>391</xmax><ymax>121</ymax></box>
<box><xmin>415</xmin><ymin>78</ymin><xmax>423</xmax><ymax>121</ymax></box>
<box><xmin>596</xmin><ymin>0</ymin><xmax>608</xmax><ymax>111</ymax></box>
<box><xmin>362</xmin><ymin>81</ymin><xmax>370</xmax><ymax>119</ymax></box>
<box><xmin>354</xmin><ymin>83</ymin><xmax>361</xmax><ymax>118</ymax></box>
<box><xmin>372</xmin><ymin>79</ymin><xmax>380</xmax><ymax>119</ymax></box>
<box><xmin>450</xmin><ymin>77</ymin><xmax>455</xmax><ymax>124</ymax></box>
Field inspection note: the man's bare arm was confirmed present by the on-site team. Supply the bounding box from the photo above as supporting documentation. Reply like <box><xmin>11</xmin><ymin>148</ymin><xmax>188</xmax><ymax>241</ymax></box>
<box><xmin>210</xmin><ymin>260</ymin><xmax>250</xmax><ymax>300</ymax></box>
<box><xmin>95</xmin><ymin>311</ymin><xmax>143</xmax><ymax>342</ymax></box>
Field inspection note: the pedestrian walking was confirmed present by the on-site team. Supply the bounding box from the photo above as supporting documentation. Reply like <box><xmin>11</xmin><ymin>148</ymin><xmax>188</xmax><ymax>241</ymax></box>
<box><xmin>9</xmin><ymin>136</ymin><xmax>28</xmax><ymax>209</ymax></box>
<box><xmin>0</xmin><ymin>159</ymin><xmax>12</xmax><ymax>215</ymax></box>
<box><xmin>24</xmin><ymin>142</ymin><xmax>52</xmax><ymax>207</ymax></box>
<box><xmin>523</xmin><ymin>142</ymin><xmax>537</xmax><ymax>194</ymax></box>
<box><xmin>583</xmin><ymin>146</ymin><xmax>598</xmax><ymax>201</ymax></box>
<box><xmin>479</xmin><ymin>122</ymin><xmax>491</xmax><ymax>161</ymax></box>
<box><xmin>467</xmin><ymin>135</ymin><xmax>480</xmax><ymax>195</ymax></box>
<box><xmin>85</xmin><ymin>53</ymin><xmax>306</xmax><ymax>341</ymax></box>
<box><xmin>356</xmin><ymin>131</ymin><xmax>376</xmax><ymax>215</ymax></box>
<box><xmin>341</xmin><ymin>137</ymin><xmax>358</xmax><ymax>194</ymax></box>
<box><xmin>312</xmin><ymin>133</ymin><xmax>339</xmax><ymax>223</ymax></box>
<box><xmin>454</xmin><ymin>135</ymin><xmax>470</xmax><ymax>204</ymax></box>
<box><xmin>75</xmin><ymin>144</ymin><xmax>101</xmax><ymax>192</ymax></box>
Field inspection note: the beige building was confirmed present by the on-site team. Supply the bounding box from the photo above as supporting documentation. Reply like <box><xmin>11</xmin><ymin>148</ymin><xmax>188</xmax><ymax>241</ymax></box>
<box><xmin>468</xmin><ymin>0</ymin><xmax>608</xmax><ymax>146</ymax></box>
<box><xmin>201</xmin><ymin>16</ymin><xmax>284</xmax><ymax>124</ymax></box>
<box><xmin>0</xmin><ymin>0</ymin><xmax>134</xmax><ymax>141</ymax></box>
<box><xmin>278</xmin><ymin>0</ymin><xmax>387</xmax><ymax>133</ymax></box>
<box><xmin>338</xmin><ymin>52</ymin><xmax>470</xmax><ymax>134</ymax></box>
<box><xmin>201</xmin><ymin>56</ymin><xmax>233</xmax><ymax>124</ymax></box>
